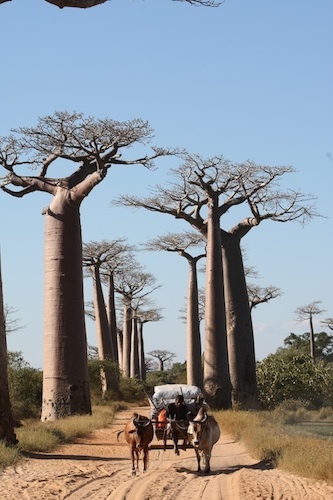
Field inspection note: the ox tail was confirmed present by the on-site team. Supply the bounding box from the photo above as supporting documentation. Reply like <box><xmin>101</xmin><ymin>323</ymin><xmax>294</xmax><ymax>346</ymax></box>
<box><xmin>117</xmin><ymin>430</ymin><xmax>124</xmax><ymax>441</ymax></box>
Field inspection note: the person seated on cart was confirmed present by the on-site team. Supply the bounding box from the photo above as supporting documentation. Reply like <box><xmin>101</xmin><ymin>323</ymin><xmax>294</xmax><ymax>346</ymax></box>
<box><xmin>157</xmin><ymin>408</ymin><xmax>168</xmax><ymax>429</ymax></box>
<box><xmin>166</xmin><ymin>394</ymin><xmax>190</xmax><ymax>421</ymax></box>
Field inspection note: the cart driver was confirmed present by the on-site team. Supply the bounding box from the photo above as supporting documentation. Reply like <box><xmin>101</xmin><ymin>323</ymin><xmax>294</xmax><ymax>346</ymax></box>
<box><xmin>166</xmin><ymin>394</ymin><xmax>189</xmax><ymax>421</ymax></box>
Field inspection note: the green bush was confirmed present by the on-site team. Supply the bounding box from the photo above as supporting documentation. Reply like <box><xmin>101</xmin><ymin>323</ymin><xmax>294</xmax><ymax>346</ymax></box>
<box><xmin>119</xmin><ymin>377</ymin><xmax>146</xmax><ymax>403</ymax></box>
<box><xmin>145</xmin><ymin>362</ymin><xmax>187</xmax><ymax>393</ymax></box>
<box><xmin>88</xmin><ymin>357</ymin><xmax>121</xmax><ymax>404</ymax></box>
<box><xmin>256</xmin><ymin>354</ymin><xmax>333</xmax><ymax>409</ymax></box>
<box><xmin>8</xmin><ymin>351</ymin><xmax>42</xmax><ymax>420</ymax></box>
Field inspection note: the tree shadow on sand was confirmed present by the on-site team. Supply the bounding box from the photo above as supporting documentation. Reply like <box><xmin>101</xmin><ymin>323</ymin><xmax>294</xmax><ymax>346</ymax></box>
<box><xmin>176</xmin><ymin>459</ymin><xmax>274</xmax><ymax>476</ymax></box>
<box><xmin>22</xmin><ymin>451</ymin><xmax>128</xmax><ymax>462</ymax></box>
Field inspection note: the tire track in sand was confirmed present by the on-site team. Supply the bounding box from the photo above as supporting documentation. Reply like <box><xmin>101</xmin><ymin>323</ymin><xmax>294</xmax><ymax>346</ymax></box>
<box><xmin>1</xmin><ymin>407</ymin><xmax>333</xmax><ymax>499</ymax></box>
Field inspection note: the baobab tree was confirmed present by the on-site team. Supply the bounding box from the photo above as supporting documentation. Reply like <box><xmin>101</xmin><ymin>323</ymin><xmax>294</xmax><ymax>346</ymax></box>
<box><xmin>114</xmin><ymin>262</ymin><xmax>160</xmax><ymax>378</ymax></box>
<box><xmin>0</xmin><ymin>111</ymin><xmax>169</xmax><ymax>420</ymax></box>
<box><xmin>115</xmin><ymin>152</ymin><xmax>317</xmax><ymax>409</ymax></box>
<box><xmin>133</xmin><ymin>301</ymin><xmax>163</xmax><ymax>380</ymax></box>
<box><xmin>0</xmin><ymin>254</ymin><xmax>17</xmax><ymax>444</ymax></box>
<box><xmin>83</xmin><ymin>238</ymin><xmax>133</xmax><ymax>372</ymax></box>
<box><xmin>144</xmin><ymin>231</ymin><xmax>205</xmax><ymax>388</ymax></box>
<box><xmin>321</xmin><ymin>318</ymin><xmax>333</xmax><ymax>331</ymax></box>
<box><xmin>4</xmin><ymin>305</ymin><xmax>25</xmax><ymax>334</ymax></box>
<box><xmin>82</xmin><ymin>240</ymin><xmax>120</xmax><ymax>396</ymax></box>
<box><xmin>248</xmin><ymin>284</ymin><xmax>282</xmax><ymax>312</ymax></box>
<box><xmin>294</xmin><ymin>301</ymin><xmax>326</xmax><ymax>361</ymax></box>
<box><xmin>100</xmin><ymin>240</ymin><xmax>136</xmax><ymax>369</ymax></box>
<box><xmin>147</xmin><ymin>350</ymin><xmax>176</xmax><ymax>371</ymax></box>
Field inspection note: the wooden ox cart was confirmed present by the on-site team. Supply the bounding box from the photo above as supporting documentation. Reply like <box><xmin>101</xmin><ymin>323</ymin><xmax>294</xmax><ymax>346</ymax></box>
<box><xmin>148</xmin><ymin>384</ymin><xmax>203</xmax><ymax>450</ymax></box>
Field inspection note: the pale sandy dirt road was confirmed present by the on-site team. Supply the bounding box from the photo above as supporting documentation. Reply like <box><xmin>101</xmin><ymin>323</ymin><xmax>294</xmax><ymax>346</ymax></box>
<box><xmin>1</xmin><ymin>407</ymin><xmax>333</xmax><ymax>500</ymax></box>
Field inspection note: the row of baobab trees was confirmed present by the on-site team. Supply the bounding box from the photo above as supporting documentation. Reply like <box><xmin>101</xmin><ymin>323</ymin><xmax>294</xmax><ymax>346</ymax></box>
<box><xmin>82</xmin><ymin>233</ymin><xmax>285</xmax><ymax>397</ymax></box>
<box><xmin>82</xmin><ymin>239</ymin><xmax>164</xmax><ymax>393</ymax></box>
<box><xmin>0</xmin><ymin>112</ymin><xmax>319</xmax><ymax>446</ymax></box>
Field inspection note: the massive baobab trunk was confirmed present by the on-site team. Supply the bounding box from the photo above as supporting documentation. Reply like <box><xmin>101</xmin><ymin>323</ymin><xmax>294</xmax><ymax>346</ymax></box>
<box><xmin>42</xmin><ymin>192</ymin><xmax>91</xmax><ymax>420</ymax></box>
<box><xmin>90</xmin><ymin>265</ymin><xmax>119</xmax><ymax>395</ymax></box>
<box><xmin>204</xmin><ymin>195</ymin><xmax>231</xmax><ymax>409</ymax></box>
<box><xmin>0</xmin><ymin>255</ymin><xmax>18</xmax><ymax>444</ymax></box>
<box><xmin>222</xmin><ymin>232</ymin><xmax>258</xmax><ymax>409</ymax></box>
<box><xmin>0</xmin><ymin>111</ymin><xmax>165</xmax><ymax>421</ymax></box>
<box><xmin>186</xmin><ymin>259</ymin><xmax>203</xmax><ymax>388</ymax></box>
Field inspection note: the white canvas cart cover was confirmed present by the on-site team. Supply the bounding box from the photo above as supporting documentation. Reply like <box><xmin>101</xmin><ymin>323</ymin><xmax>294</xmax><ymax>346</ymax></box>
<box><xmin>149</xmin><ymin>384</ymin><xmax>202</xmax><ymax>417</ymax></box>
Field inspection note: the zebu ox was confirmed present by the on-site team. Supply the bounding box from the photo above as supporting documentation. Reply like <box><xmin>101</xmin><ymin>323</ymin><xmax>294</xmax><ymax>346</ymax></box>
<box><xmin>187</xmin><ymin>408</ymin><xmax>220</xmax><ymax>473</ymax></box>
<box><xmin>164</xmin><ymin>417</ymin><xmax>189</xmax><ymax>455</ymax></box>
<box><xmin>119</xmin><ymin>412</ymin><xmax>154</xmax><ymax>476</ymax></box>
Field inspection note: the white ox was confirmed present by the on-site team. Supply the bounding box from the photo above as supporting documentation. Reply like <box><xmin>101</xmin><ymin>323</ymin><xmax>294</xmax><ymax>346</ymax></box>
<box><xmin>187</xmin><ymin>408</ymin><xmax>220</xmax><ymax>473</ymax></box>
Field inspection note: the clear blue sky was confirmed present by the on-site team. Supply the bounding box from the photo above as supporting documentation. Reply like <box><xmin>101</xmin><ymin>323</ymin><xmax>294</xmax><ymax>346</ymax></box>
<box><xmin>0</xmin><ymin>0</ymin><xmax>332</xmax><ymax>369</ymax></box>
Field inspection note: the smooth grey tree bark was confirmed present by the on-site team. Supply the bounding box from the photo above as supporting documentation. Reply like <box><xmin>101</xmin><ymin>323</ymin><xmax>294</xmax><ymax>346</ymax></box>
<box><xmin>115</xmin><ymin>153</ymin><xmax>317</xmax><ymax>409</ymax></box>
<box><xmin>204</xmin><ymin>193</ymin><xmax>231</xmax><ymax>407</ymax></box>
<box><xmin>0</xmin><ymin>111</ymin><xmax>167</xmax><ymax>420</ymax></box>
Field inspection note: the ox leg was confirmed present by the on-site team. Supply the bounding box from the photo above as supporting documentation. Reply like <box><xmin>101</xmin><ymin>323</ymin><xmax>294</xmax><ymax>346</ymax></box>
<box><xmin>131</xmin><ymin>449</ymin><xmax>137</xmax><ymax>476</ymax></box>
<box><xmin>174</xmin><ymin>438</ymin><xmax>179</xmax><ymax>455</ymax></box>
<box><xmin>194</xmin><ymin>447</ymin><xmax>201</xmax><ymax>472</ymax></box>
<box><xmin>142</xmin><ymin>447</ymin><xmax>149</xmax><ymax>473</ymax></box>
<box><xmin>203</xmin><ymin>451</ymin><xmax>211</xmax><ymax>474</ymax></box>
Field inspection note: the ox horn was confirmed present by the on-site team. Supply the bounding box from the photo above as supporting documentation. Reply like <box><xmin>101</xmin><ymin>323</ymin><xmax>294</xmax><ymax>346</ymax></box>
<box><xmin>193</xmin><ymin>408</ymin><xmax>207</xmax><ymax>423</ymax></box>
<box><xmin>133</xmin><ymin>413</ymin><xmax>139</xmax><ymax>427</ymax></box>
<box><xmin>133</xmin><ymin>413</ymin><xmax>151</xmax><ymax>427</ymax></box>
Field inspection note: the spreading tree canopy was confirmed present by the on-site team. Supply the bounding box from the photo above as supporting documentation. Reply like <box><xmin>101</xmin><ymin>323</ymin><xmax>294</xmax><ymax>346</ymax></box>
<box><xmin>0</xmin><ymin>111</ymin><xmax>169</xmax><ymax>420</ymax></box>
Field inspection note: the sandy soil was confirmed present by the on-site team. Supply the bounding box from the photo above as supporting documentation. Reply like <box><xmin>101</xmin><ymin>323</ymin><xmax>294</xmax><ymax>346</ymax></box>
<box><xmin>1</xmin><ymin>407</ymin><xmax>333</xmax><ymax>500</ymax></box>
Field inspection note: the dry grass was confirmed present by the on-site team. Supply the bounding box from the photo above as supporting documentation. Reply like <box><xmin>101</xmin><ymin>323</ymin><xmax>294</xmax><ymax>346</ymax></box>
<box><xmin>0</xmin><ymin>442</ymin><xmax>21</xmax><ymax>469</ymax></box>
<box><xmin>0</xmin><ymin>402</ymin><xmax>127</xmax><ymax>470</ymax></box>
<box><xmin>214</xmin><ymin>408</ymin><xmax>333</xmax><ymax>483</ymax></box>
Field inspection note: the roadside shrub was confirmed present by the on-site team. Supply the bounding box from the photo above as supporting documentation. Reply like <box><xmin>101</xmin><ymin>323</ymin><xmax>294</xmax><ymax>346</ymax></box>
<box><xmin>9</xmin><ymin>367</ymin><xmax>43</xmax><ymax>420</ymax></box>
<box><xmin>119</xmin><ymin>377</ymin><xmax>146</xmax><ymax>403</ymax></box>
<box><xmin>256</xmin><ymin>354</ymin><xmax>333</xmax><ymax>409</ymax></box>
<box><xmin>271</xmin><ymin>400</ymin><xmax>312</xmax><ymax>424</ymax></box>
<box><xmin>215</xmin><ymin>409</ymin><xmax>333</xmax><ymax>482</ymax></box>
<box><xmin>8</xmin><ymin>352</ymin><xmax>43</xmax><ymax>421</ymax></box>
<box><xmin>318</xmin><ymin>406</ymin><xmax>333</xmax><ymax>421</ymax></box>
<box><xmin>88</xmin><ymin>358</ymin><xmax>121</xmax><ymax>404</ymax></box>
<box><xmin>15</xmin><ymin>405</ymin><xmax>116</xmax><ymax>453</ymax></box>
<box><xmin>0</xmin><ymin>441</ymin><xmax>20</xmax><ymax>468</ymax></box>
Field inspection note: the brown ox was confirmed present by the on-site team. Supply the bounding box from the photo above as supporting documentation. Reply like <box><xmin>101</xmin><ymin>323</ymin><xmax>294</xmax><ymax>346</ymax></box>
<box><xmin>119</xmin><ymin>412</ymin><xmax>153</xmax><ymax>476</ymax></box>
<box><xmin>164</xmin><ymin>417</ymin><xmax>189</xmax><ymax>455</ymax></box>
<box><xmin>187</xmin><ymin>408</ymin><xmax>220</xmax><ymax>473</ymax></box>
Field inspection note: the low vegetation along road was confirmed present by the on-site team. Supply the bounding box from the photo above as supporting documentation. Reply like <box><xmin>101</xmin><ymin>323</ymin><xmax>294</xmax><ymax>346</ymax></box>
<box><xmin>1</xmin><ymin>407</ymin><xmax>333</xmax><ymax>499</ymax></box>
